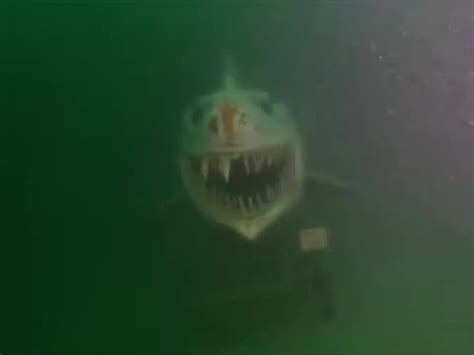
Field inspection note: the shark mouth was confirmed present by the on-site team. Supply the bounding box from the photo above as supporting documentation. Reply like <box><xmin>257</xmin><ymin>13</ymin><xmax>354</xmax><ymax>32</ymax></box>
<box><xmin>183</xmin><ymin>145</ymin><xmax>298</xmax><ymax>218</ymax></box>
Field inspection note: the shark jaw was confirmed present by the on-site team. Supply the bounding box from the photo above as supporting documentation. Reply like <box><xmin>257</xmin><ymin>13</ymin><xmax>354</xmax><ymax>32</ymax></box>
<box><xmin>180</xmin><ymin>142</ymin><xmax>303</xmax><ymax>240</ymax></box>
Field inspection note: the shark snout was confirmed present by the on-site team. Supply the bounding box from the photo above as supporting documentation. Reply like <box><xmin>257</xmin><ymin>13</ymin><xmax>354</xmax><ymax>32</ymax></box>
<box><xmin>207</xmin><ymin>102</ymin><xmax>249</xmax><ymax>146</ymax></box>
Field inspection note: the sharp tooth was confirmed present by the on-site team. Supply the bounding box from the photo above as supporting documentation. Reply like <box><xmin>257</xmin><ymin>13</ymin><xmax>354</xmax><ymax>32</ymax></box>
<box><xmin>225</xmin><ymin>194</ymin><xmax>231</xmax><ymax>206</ymax></box>
<box><xmin>238</xmin><ymin>196</ymin><xmax>245</xmax><ymax>210</ymax></box>
<box><xmin>243</xmin><ymin>155</ymin><xmax>250</xmax><ymax>174</ymax></box>
<box><xmin>219</xmin><ymin>156</ymin><xmax>231</xmax><ymax>181</ymax></box>
<box><xmin>201</xmin><ymin>157</ymin><xmax>209</xmax><ymax>179</ymax></box>
<box><xmin>255</xmin><ymin>194</ymin><xmax>263</xmax><ymax>208</ymax></box>
<box><xmin>248</xmin><ymin>196</ymin><xmax>254</xmax><ymax>210</ymax></box>
<box><xmin>266</xmin><ymin>154</ymin><xmax>273</xmax><ymax>166</ymax></box>
<box><xmin>253</xmin><ymin>153</ymin><xmax>264</xmax><ymax>172</ymax></box>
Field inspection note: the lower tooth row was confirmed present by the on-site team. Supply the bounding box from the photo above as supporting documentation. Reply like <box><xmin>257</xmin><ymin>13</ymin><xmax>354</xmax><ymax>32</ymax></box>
<box><xmin>208</xmin><ymin>188</ymin><xmax>280</xmax><ymax>212</ymax></box>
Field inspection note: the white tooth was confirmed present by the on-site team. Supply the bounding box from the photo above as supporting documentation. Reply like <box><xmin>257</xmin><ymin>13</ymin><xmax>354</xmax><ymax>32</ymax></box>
<box><xmin>253</xmin><ymin>153</ymin><xmax>264</xmax><ymax>172</ymax></box>
<box><xmin>201</xmin><ymin>157</ymin><xmax>209</xmax><ymax>179</ymax></box>
<box><xmin>248</xmin><ymin>196</ymin><xmax>254</xmax><ymax>210</ymax></box>
<box><xmin>243</xmin><ymin>155</ymin><xmax>250</xmax><ymax>174</ymax></box>
<box><xmin>238</xmin><ymin>196</ymin><xmax>245</xmax><ymax>210</ymax></box>
<box><xmin>219</xmin><ymin>156</ymin><xmax>231</xmax><ymax>181</ymax></box>
<box><xmin>255</xmin><ymin>194</ymin><xmax>263</xmax><ymax>208</ymax></box>
<box><xmin>266</xmin><ymin>154</ymin><xmax>273</xmax><ymax>166</ymax></box>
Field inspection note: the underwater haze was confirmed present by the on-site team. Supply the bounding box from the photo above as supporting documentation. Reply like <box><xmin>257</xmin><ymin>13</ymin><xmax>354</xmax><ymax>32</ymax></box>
<box><xmin>3</xmin><ymin>0</ymin><xmax>473</xmax><ymax>354</ymax></box>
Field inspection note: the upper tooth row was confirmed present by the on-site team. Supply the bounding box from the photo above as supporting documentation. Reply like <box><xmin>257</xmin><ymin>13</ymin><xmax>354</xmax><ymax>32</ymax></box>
<box><xmin>200</xmin><ymin>152</ymin><xmax>275</xmax><ymax>181</ymax></box>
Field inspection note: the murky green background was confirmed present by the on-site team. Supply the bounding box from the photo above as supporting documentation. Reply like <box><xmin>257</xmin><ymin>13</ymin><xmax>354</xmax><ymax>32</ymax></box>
<box><xmin>3</xmin><ymin>1</ymin><xmax>473</xmax><ymax>354</ymax></box>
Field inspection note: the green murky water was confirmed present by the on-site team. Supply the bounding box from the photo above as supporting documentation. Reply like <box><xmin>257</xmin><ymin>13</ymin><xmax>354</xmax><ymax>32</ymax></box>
<box><xmin>3</xmin><ymin>1</ymin><xmax>473</xmax><ymax>354</ymax></box>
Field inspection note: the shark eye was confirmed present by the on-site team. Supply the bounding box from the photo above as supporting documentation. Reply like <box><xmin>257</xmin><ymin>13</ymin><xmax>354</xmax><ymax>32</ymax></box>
<box><xmin>239</xmin><ymin>113</ymin><xmax>248</xmax><ymax>124</ymax></box>
<box><xmin>187</xmin><ymin>102</ymin><xmax>209</xmax><ymax>126</ymax></box>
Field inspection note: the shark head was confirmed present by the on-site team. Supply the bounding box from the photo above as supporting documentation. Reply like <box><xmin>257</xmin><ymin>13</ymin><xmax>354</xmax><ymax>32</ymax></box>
<box><xmin>178</xmin><ymin>62</ymin><xmax>304</xmax><ymax>240</ymax></box>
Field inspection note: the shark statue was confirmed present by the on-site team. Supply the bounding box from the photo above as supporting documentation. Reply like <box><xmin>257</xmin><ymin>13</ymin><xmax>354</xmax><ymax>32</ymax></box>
<box><xmin>177</xmin><ymin>58</ymin><xmax>346</xmax><ymax>241</ymax></box>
